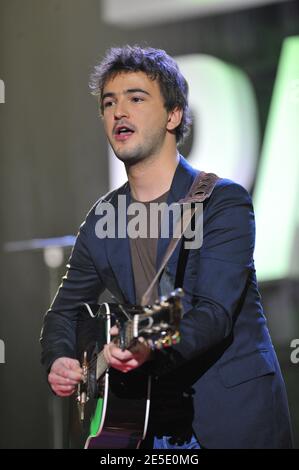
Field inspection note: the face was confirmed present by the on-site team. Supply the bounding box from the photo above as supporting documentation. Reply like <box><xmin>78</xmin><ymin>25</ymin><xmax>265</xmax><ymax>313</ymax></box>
<box><xmin>101</xmin><ymin>71</ymin><xmax>175</xmax><ymax>165</ymax></box>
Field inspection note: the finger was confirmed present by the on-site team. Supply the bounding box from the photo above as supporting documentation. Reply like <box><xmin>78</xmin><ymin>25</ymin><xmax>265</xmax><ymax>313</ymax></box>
<box><xmin>111</xmin><ymin>350</ymin><xmax>150</xmax><ymax>371</ymax></box>
<box><xmin>52</xmin><ymin>360</ymin><xmax>82</xmax><ymax>377</ymax></box>
<box><xmin>54</xmin><ymin>388</ymin><xmax>76</xmax><ymax>397</ymax></box>
<box><xmin>52</xmin><ymin>357</ymin><xmax>82</xmax><ymax>373</ymax></box>
<box><xmin>103</xmin><ymin>345</ymin><xmax>128</xmax><ymax>368</ymax></box>
<box><xmin>49</xmin><ymin>372</ymin><xmax>79</xmax><ymax>386</ymax></box>
<box><xmin>66</xmin><ymin>359</ymin><xmax>82</xmax><ymax>370</ymax></box>
<box><xmin>54</xmin><ymin>384</ymin><xmax>76</xmax><ymax>393</ymax></box>
<box><xmin>111</xmin><ymin>360</ymin><xmax>138</xmax><ymax>373</ymax></box>
<box><xmin>119</xmin><ymin>358</ymin><xmax>139</xmax><ymax>369</ymax></box>
<box><xmin>110</xmin><ymin>348</ymin><xmax>134</xmax><ymax>362</ymax></box>
<box><xmin>51</xmin><ymin>383</ymin><xmax>76</xmax><ymax>394</ymax></box>
<box><xmin>54</xmin><ymin>367</ymin><xmax>83</xmax><ymax>382</ymax></box>
<box><xmin>110</xmin><ymin>325</ymin><xmax>119</xmax><ymax>336</ymax></box>
<box><xmin>104</xmin><ymin>343</ymin><xmax>133</xmax><ymax>363</ymax></box>
<box><xmin>108</xmin><ymin>355</ymin><xmax>141</xmax><ymax>370</ymax></box>
<box><xmin>109</xmin><ymin>357</ymin><xmax>129</xmax><ymax>369</ymax></box>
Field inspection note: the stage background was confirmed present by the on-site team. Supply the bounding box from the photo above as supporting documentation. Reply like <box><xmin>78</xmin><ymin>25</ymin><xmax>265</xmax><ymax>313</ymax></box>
<box><xmin>0</xmin><ymin>0</ymin><xmax>298</xmax><ymax>448</ymax></box>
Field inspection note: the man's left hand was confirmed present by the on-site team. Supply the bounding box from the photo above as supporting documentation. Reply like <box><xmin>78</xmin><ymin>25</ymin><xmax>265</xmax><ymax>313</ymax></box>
<box><xmin>103</xmin><ymin>326</ymin><xmax>152</xmax><ymax>373</ymax></box>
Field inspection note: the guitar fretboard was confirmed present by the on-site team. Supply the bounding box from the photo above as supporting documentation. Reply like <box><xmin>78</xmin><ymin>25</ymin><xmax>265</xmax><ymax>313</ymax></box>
<box><xmin>96</xmin><ymin>350</ymin><xmax>108</xmax><ymax>380</ymax></box>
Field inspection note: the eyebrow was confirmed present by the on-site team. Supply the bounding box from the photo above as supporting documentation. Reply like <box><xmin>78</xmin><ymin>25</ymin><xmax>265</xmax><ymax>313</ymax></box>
<box><xmin>101</xmin><ymin>88</ymin><xmax>151</xmax><ymax>102</ymax></box>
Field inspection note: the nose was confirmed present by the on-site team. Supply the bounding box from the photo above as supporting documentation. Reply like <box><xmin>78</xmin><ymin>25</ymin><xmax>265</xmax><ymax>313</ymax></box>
<box><xmin>114</xmin><ymin>99</ymin><xmax>129</xmax><ymax>120</ymax></box>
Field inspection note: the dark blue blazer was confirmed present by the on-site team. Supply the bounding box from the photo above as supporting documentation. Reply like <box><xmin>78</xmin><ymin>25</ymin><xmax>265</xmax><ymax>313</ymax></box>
<box><xmin>41</xmin><ymin>156</ymin><xmax>293</xmax><ymax>448</ymax></box>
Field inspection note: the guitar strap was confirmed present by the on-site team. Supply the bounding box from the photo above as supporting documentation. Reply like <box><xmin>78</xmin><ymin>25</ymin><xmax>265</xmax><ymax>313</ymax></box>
<box><xmin>141</xmin><ymin>171</ymin><xmax>219</xmax><ymax>306</ymax></box>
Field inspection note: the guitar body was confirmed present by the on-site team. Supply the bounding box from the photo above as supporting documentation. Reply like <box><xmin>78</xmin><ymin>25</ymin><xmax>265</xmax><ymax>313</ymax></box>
<box><xmin>84</xmin><ymin>369</ymin><xmax>151</xmax><ymax>449</ymax></box>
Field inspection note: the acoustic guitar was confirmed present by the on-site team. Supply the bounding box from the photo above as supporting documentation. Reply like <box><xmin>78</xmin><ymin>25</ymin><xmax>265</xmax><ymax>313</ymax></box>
<box><xmin>74</xmin><ymin>289</ymin><xmax>183</xmax><ymax>449</ymax></box>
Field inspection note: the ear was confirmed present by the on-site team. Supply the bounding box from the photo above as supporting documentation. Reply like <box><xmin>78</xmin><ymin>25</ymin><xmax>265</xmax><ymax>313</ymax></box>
<box><xmin>166</xmin><ymin>107</ymin><xmax>183</xmax><ymax>132</ymax></box>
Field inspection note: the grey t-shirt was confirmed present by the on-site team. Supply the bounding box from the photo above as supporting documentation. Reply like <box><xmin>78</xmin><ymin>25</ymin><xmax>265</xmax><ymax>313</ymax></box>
<box><xmin>129</xmin><ymin>190</ymin><xmax>169</xmax><ymax>305</ymax></box>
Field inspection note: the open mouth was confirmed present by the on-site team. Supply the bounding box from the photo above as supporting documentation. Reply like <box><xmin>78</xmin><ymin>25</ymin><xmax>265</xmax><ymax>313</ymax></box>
<box><xmin>114</xmin><ymin>125</ymin><xmax>135</xmax><ymax>141</ymax></box>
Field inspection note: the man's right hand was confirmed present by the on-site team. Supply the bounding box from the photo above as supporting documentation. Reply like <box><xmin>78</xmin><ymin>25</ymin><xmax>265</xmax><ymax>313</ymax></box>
<box><xmin>48</xmin><ymin>357</ymin><xmax>83</xmax><ymax>397</ymax></box>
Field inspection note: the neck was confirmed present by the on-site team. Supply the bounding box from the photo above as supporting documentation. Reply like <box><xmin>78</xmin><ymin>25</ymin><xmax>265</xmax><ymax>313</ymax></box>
<box><xmin>126</xmin><ymin>148</ymin><xmax>179</xmax><ymax>202</ymax></box>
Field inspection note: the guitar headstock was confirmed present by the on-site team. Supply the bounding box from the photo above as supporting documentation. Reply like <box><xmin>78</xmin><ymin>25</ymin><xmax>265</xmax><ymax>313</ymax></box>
<box><xmin>120</xmin><ymin>288</ymin><xmax>184</xmax><ymax>351</ymax></box>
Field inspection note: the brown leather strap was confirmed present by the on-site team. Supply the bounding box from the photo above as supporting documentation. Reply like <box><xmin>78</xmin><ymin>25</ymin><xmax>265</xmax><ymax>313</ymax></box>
<box><xmin>141</xmin><ymin>171</ymin><xmax>219</xmax><ymax>306</ymax></box>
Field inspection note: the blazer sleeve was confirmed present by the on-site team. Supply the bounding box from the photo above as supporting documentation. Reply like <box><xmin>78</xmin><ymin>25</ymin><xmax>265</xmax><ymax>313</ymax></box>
<box><xmin>150</xmin><ymin>180</ymin><xmax>256</xmax><ymax>376</ymax></box>
<box><xmin>40</xmin><ymin>215</ymin><xmax>104</xmax><ymax>373</ymax></box>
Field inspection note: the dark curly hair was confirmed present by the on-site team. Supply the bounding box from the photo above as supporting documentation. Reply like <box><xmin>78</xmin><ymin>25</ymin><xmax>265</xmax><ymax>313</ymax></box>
<box><xmin>89</xmin><ymin>45</ymin><xmax>192</xmax><ymax>146</ymax></box>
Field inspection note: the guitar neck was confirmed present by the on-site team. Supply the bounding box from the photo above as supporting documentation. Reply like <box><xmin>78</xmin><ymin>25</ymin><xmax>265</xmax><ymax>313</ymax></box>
<box><xmin>96</xmin><ymin>350</ymin><xmax>108</xmax><ymax>380</ymax></box>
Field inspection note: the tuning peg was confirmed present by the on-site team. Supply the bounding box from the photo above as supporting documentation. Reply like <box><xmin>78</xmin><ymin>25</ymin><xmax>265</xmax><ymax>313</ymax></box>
<box><xmin>152</xmin><ymin>325</ymin><xmax>162</xmax><ymax>332</ymax></box>
<box><xmin>152</xmin><ymin>304</ymin><xmax>162</xmax><ymax>311</ymax></box>
<box><xmin>171</xmin><ymin>288</ymin><xmax>184</xmax><ymax>298</ymax></box>
<box><xmin>158</xmin><ymin>296</ymin><xmax>169</xmax><ymax>308</ymax></box>
<box><xmin>158</xmin><ymin>295</ymin><xmax>167</xmax><ymax>303</ymax></box>
<box><xmin>170</xmin><ymin>331</ymin><xmax>180</xmax><ymax>344</ymax></box>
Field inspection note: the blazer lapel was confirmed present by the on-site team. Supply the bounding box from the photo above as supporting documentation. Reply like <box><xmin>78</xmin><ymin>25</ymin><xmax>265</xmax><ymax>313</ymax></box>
<box><xmin>105</xmin><ymin>183</ymin><xmax>136</xmax><ymax>304</ymax></box>
<box><xmin>156</xmin><ymin>155</ymin><xmax>199</xmax><ymax>271</ymax></box>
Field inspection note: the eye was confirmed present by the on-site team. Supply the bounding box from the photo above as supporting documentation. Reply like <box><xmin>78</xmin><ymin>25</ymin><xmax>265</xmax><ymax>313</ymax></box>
<box><xmin>131</xmin><ymin>96</ymin><xmax>144</xmax><ymax>103</ymax></box>
<box><xmin>103</xmin><ymin>100</ymin><xmax>114</xmax><ymax>109</ymax></box>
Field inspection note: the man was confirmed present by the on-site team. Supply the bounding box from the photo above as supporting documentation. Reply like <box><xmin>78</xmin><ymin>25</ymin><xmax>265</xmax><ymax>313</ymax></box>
<box><xmin>41</xmin><ymin>45</ymin><xmax>293</xmax><ymax>448</ymax></box>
